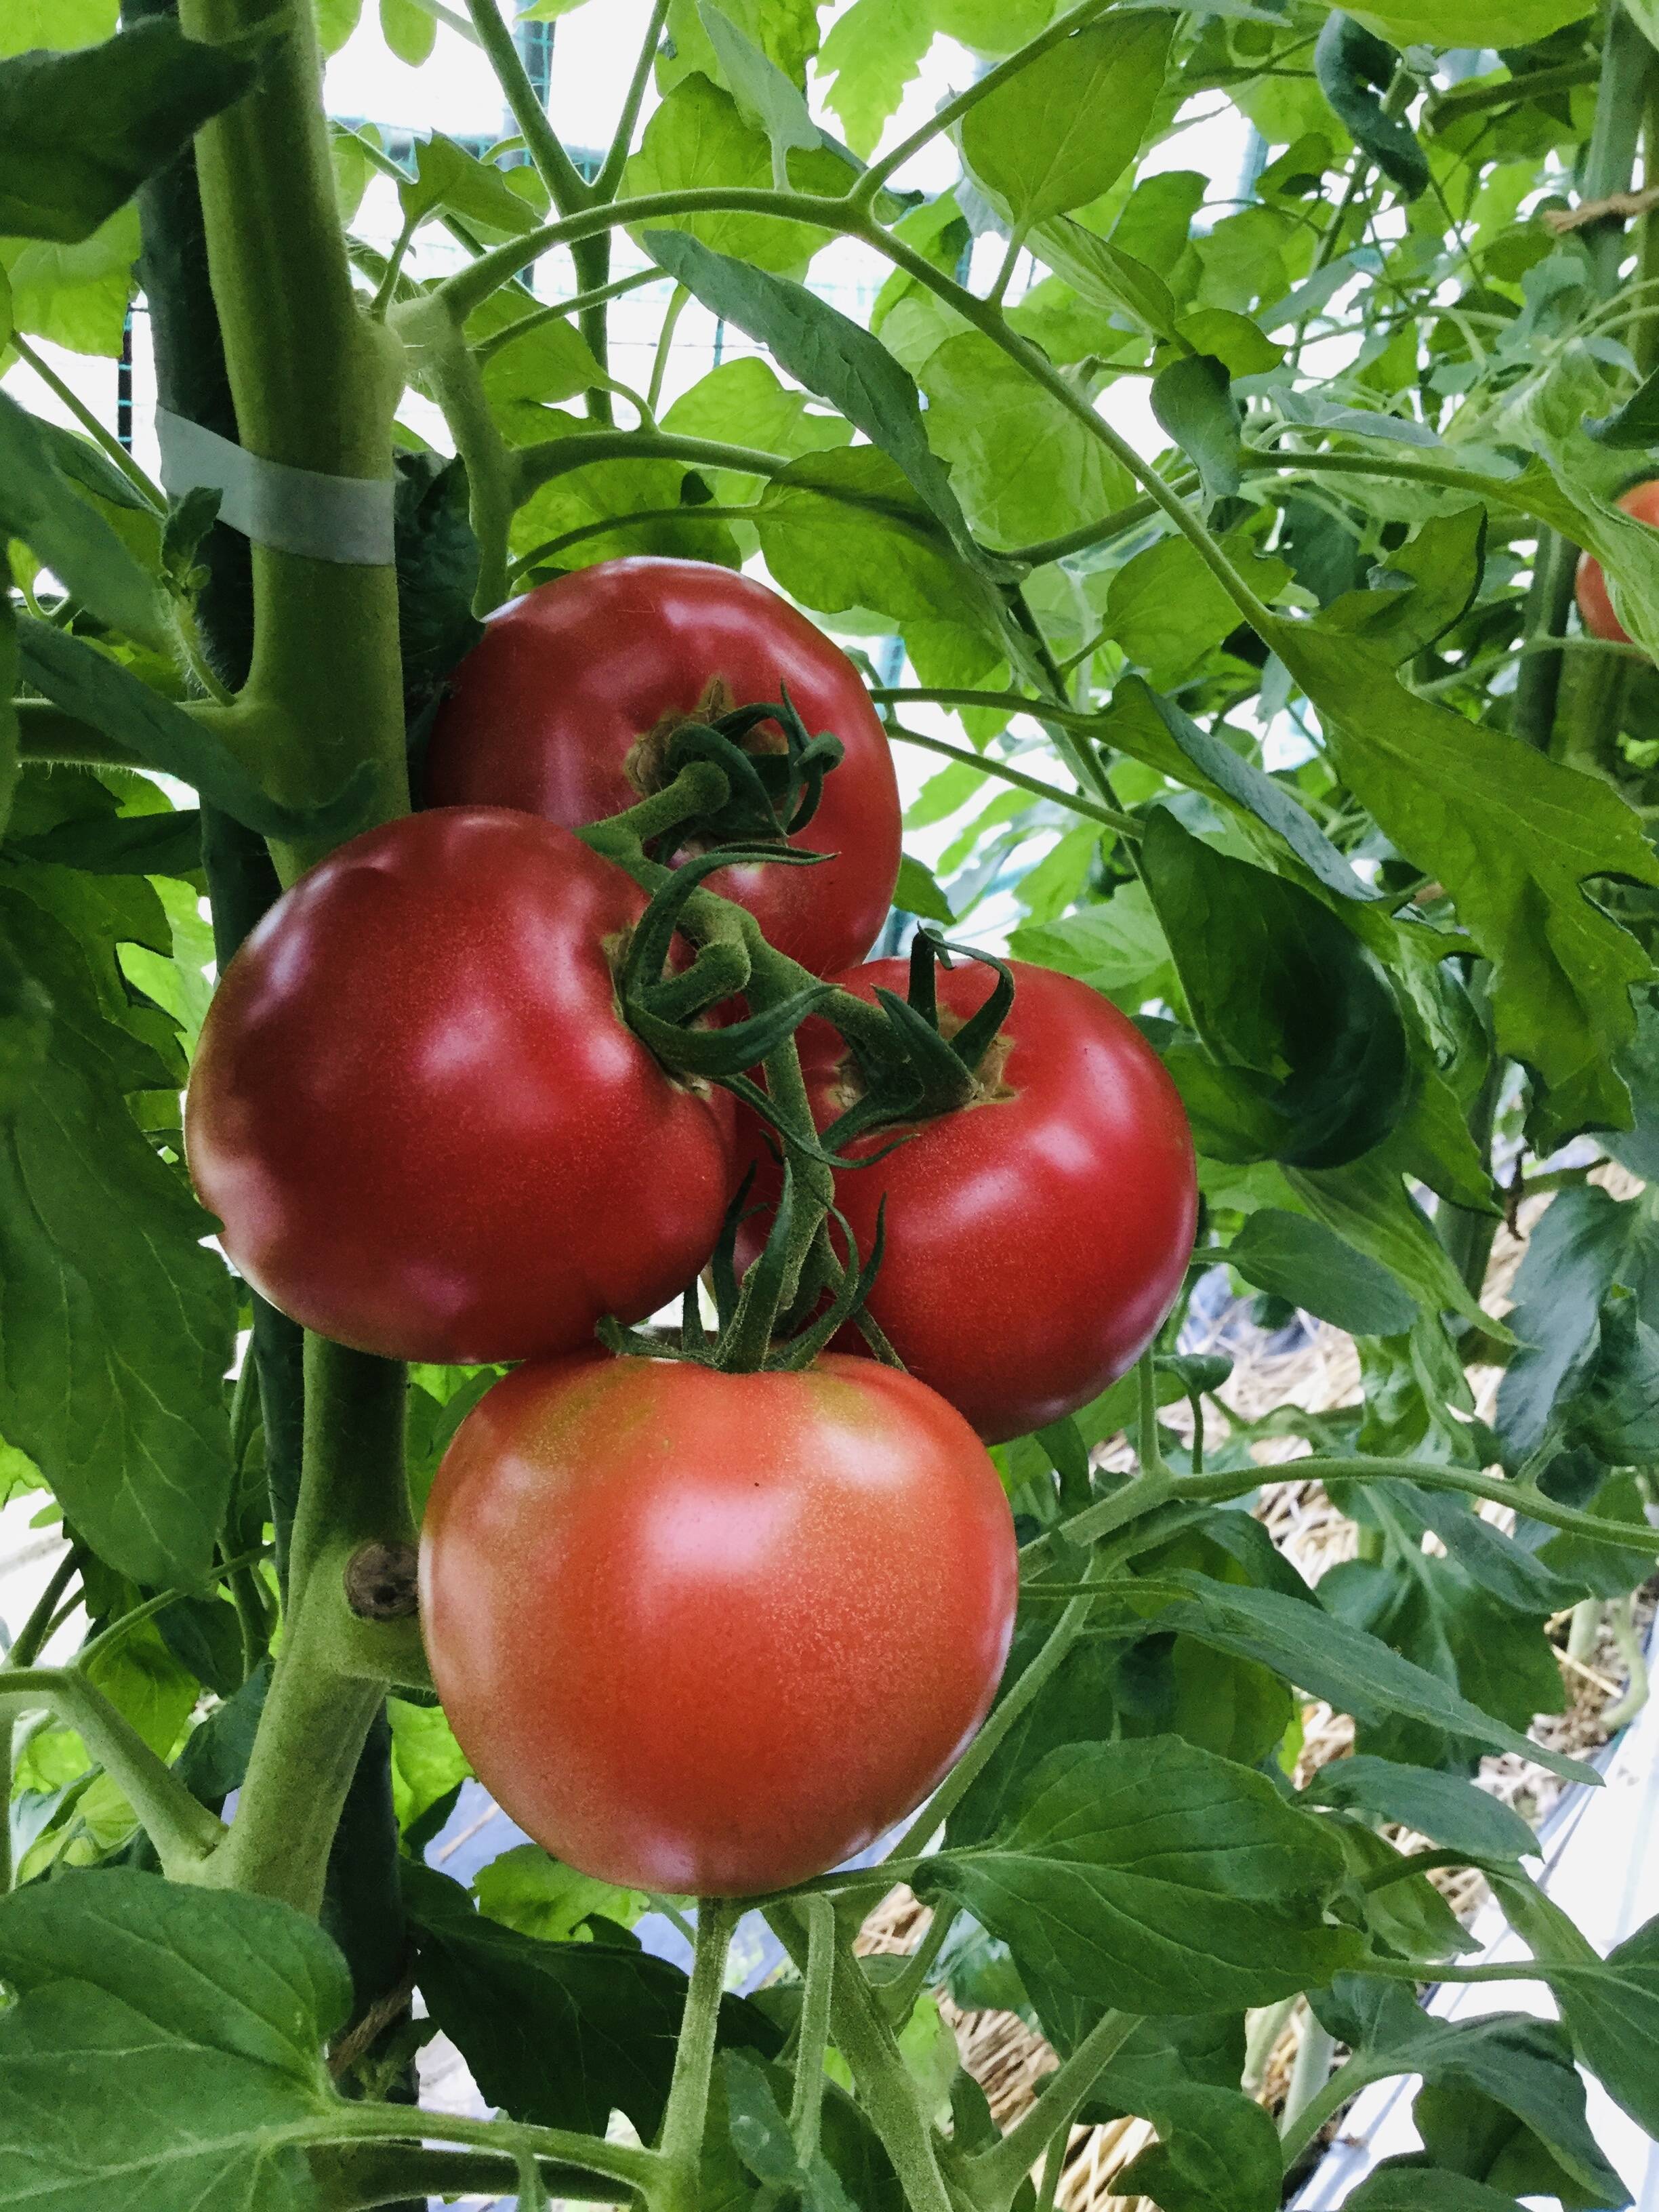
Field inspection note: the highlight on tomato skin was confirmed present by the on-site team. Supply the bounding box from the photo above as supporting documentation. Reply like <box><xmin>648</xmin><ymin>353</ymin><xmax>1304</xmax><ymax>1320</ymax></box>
<box><xmin>1575</xmin><ymin>478</ymin><xmax>1659</xmax><ymax>646</ymax></box>
<box><xmin>418</xmin><ymin>1351</ymin><xmax>1021</xmax><ymax>1899</ymax></box>
<box><xmin>737</xmin><ymin>956</ymin><xmax>1200</xmax><ymax>1446</ymax></box>
<box><xmin>425</xmin><ymin>556</ymin><xmax>904</xmax><ymax>978</ymax></box>
<box><xmin>184</xmin><ymin>807</ymin><xmax>737</xmax><ymax>1366</ymax></box>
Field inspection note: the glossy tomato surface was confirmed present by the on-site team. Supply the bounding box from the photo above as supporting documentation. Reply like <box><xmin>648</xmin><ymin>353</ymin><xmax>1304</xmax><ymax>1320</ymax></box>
<box><xmin>186</xmin><ymin>808</ymin><xmax>735</xmax><ymax>1364</ymax></box>
<box><xmin>419</xmin><ymin>1351</ymin><xmax>1018</xmax><ymax>1896</ymax></box>
<box><xmin>425</xmin><ymin>558</ymin><xmax>901</xmax><ymax>975</ymax></box>
<box><xmin>741</xmin><ymin>958</ymin><xmax>1198</xmax><ymax>1443</ymax></box>
<box><xmin>1575</xmin><ymin>478</ymin><xmax>1659</xmax><ymax>644</ymax></box>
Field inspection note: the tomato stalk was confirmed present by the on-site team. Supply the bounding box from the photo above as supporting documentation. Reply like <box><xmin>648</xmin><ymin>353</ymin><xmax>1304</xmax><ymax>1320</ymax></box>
<box><xmin>654</xmin><ymin>1898</ymin><xmax>737</xmax><ymax>2212</ymax></box>
<box><xmin>0</xmin><ymin>1667</ymin><xmax>226</xmax><ymax>1881</ymax></box>
<box><xmin>764</xmin><ymin>1905</ymin><xmax>960</xmax><ymax>2212</ymax></box>
<box><xmin>787</xmin><ymin>1894</ymin><xmax>837</xmax><ymax>2173</ymax></box>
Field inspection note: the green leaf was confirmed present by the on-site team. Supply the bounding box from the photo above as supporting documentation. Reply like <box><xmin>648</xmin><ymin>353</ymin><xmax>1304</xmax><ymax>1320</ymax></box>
<box><xmin>17</xmin><ymin>618</ymin><xmax>375</xmax><ymax>844</ymax></box>
<box><xmin>1495</xmin><ymin>1185</ymin><xmax>1655</xmax><ymax>1456</ymax></box>
<box><xmin>893</xmin><ymin>853</ymin><xmax>954</xmax><ymax>923</ymax></box>
<box><xmin>1151</xmin><ymin>354</ymin><xmax>1242</xmax><ymax>502</ymax></box>
<box><xmin>627</xmin><ymin>75</ymin><xmax>840</xmax><ymax>281</ymax></box>
<box><xmin>817</xmin><ymin>0</ymin><xmax>933</xmax><ymax>158</ymax></box>
<box><xmin>404</xmin><ymin>1862</ymin><xmax>779</xmax><ymax>2138</ymax></box>
<box><xmin>960</xmin><ymin>13</ymin><xmax>1172</xmax><ymax>231</ymax></box>
<box><xmin>1228</xmin><ymin>1207</ymin><xmax>1417</xmax><ymax>1336</ymax></box>
<box><xmin>1347</xmin><ymin>0</ymin><xmax>1589</xmax><ymax>43</ymax></box>
<box><xmin>0</xmin><ymin>879</ymin><xmax>234</xmax><ymax>1585</ymax></box>
<box><xmin>1585</xmin><ymin>360</ymin><xmax>1659</xmax><ymax>447</ymax></box>
<box><xmin>643</xmin><ymin>227</ymin><xmax>991</xmax><ymax>575</ymax></box>
<box><xmin>1</xmin><ymin>203</ymin><xmax>140</xmax><ymax>357</ymax></box>
<box><xmin>1300</xmin><ymin>1754</ymin><xmax>1538</xmax><ymax>1861</ymax></box>
<box><xmin>1109</xmin><ymin>678</ymin><xmax>1368</xmax><ymax>902</ymax></box>
<box><xmin>912</xmin><ymin>327</ymin><xmax>1136</xmax><ymax>552</ymax></box>
<box><xmin>312</xmin><ymin>0</ymin><xmax>365</xmax><ymax>55</ymax></box>
<box><xmin>1028</xmin><ymin>218</ymin><xmax>1181</xmax><ymax>342</ymax></box>
<box><xmin>1347</xmin><ymin>2169</ymin><xmax>1542</xmax><ymax>2212</ymax></box>
<box><xmin>660</xmin><ymin>356</ymin><xmax>851</xmax><ymax>500</ymax></box>
<box><xmin>1317</xmin><ymin>506</ymin><xmax>1488</xmax><ymax>665</ymax></box>
<box><xmin>1317</xmin><ymin>1551</ymin><xmax>1567</xmax><ymax>1772</ymax></box>
<box><xmin>386</xmin><ymin>1694</ymin><xmax>470</xmax><ymax>1835</ymax></box>
<box><xmin>0</xmin><ymin>1</ymin><xmax>117</xmax><ymax>55</ymax></box>
<box><xmin>1286</xmin><ymin>1153</ymin><xmax>1490</xmax><ymax>1331</ymax></box>
<box><xmin>0</xmin><ymin>20</ymin><xmax>255</xmax><ymax>245</ymax></box>
<box><xmin>1174</xmin><ymin>308</ymin><xmax>1285</xmax><ymax>377</ymax></box>
<box><xmin>1315</xmin><ymin>1975</ymin><xmax>1629</xmax><ymax>2209</ymax></box>
<box><xmin>1140</xmin><ymin>807</ymin><xmax>1415</xmax><ymax>1170</ymax></box>
<box><xmin>0</xmin><ymin>392</ymin><xmax>163</xmax><ymax>646</ymax></box>
<box><xmin>698</xmin><ymin>0</ymin><xmax>819</xmax><ymax>183</ymax></box>
<box><xmin>1112</xmin><ymin>2084</ymin><xmax>1283</xmax><ymax>2212</ymax></box>
<box><xmin>380</xmin><ymin>0</ymin><xmax>436</xmax><ymax>66</ymax></box>
<box><xmin>401</xmin><ymin>132</ymin><xmax>540</xmax><ymax>237</ymax></box>
<box><xmin>659</xmin><ymin>0</ymin><xmax>819</xmax><ymax>95</ymax></box>
<box><xmin>0</xmin><ymin>1868</ymin><xmax>353</xmax><ymax>2212</ymax></box>
<box><xmin>918</xmin><ymin>1736</ymin><xmax>1359</xmax><ymax>2014</ymax></box>
<box><xmin>1551</xmin><ymin>1914</ymin><xmax>1659</xmax><ymax>2136</ymax></box>
<box><xmin>753</xmin><ymin>448</ymin><xmax>1002</xmax><ymax>685</ymax></box>
<box><xmin>1008</xmin><ymin>880</ymin><xmax>1178</xmax><ymax>1013</ymax></box>
<box><xmin>1261</xmin><ymin>613</ymin><xmax>1659</xmax><ymax>1143</ymax></box>
<box><xmin>1148</xmin><ymin>1571</ymin><xmax>1595</xmax><ymax>1783</ymax></box>
<box><xmin>722</xmin><ymin>2051</ymin><xmax>861</xmax><ymax>2212</ymax></box>
<box><xmin>472</xmin><ymin>1843</ymin><xmax>645</xmax><ymax>1944</ymax></box>
<box><xmin>1313</xmin><ymin>16</ymin><xmax>1429</xmax><ymax>200</ymax></box>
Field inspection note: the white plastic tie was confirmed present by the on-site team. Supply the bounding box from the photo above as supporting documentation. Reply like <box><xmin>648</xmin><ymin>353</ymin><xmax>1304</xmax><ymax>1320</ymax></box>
<box><xmin>156</xmin><ymin>408</ymin><xmax>395</xmax><ymax>565</ymax></box>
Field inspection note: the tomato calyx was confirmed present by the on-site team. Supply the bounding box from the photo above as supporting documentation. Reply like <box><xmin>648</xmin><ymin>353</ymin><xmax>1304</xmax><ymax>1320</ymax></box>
<box><xmin>820</xmin><ymin>931</ymin><xmax>1019</xmax><ymax>1151</ymax></box>
<box><xmin>624</xmin><ymin>680</ymin><xmax>847</xmax><ymax>853</ymax></box>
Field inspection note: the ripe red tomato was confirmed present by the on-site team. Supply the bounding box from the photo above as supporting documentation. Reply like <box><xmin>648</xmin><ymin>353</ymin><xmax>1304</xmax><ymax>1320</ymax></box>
<box><xmin>186</xmin><ymin>808</ymin><xmax>735</xmax><ymax>1364</ymax></box>
<box><xmin>419</xmin><ymin>1351</ymin><xmax>1018</xmax><ymax>1896</ymax></box>
<box><xmin>425</xmin><ymin>558</ymin><xmax>901</xmax><ymax>976</ymax></box>
<box><xmin>1575</xmin><ymin>479</ymin><xmax>1659</xmax><ymax>644</ymax></box>
<box><xmin>741</xmin><ymin>958</ymin><xmax>1197</xmax><ymax>1444</ymax></box>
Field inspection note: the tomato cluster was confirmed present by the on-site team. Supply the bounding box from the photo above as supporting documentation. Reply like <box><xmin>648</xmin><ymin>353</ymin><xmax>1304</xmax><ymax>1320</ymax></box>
<box><xmin>186</xmin><ymin>559</ymin><xmax>1197</xmax><ymax>1895</ymax></box>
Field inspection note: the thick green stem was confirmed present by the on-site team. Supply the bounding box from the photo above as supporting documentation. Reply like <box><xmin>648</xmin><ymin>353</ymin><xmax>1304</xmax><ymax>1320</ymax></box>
<box><xmin>179</xmin><ymin>0</ymin><xmax>408</xmax><ymax>863</ymax></box>
<box><xmin>790</xmin><ymin>1894</ymin><xmax>836</xmax><ymax>2167</ymax></box>
<box><xmin>1512</xmin><ymin>533</ymin><xmax>1577</xmax><ymax>753</ymax></box>
<box><xmin>657</xmin><ymin>1900</ymin><xmax>736</xmax><ymax>2211</ymax></box>
<box><xmin>1582</xmin><ymin>7</ymin><xmax>1652</xmax><ymax>293</ymax></box>
<box><xmin>0</xmin><ymin>1668</ymin><xmax>226</xmax><ymax>1877</ymax></box>
<box><xmin>808</xmin><ymin>1923</ymin><xmax>956</xmax><ymax>2212</ymax></box>
<box><xmin>202</xmin><ymin>1343</ymin><xmax>419</xmax><ymax>1910</ymax></box>
<box><xmin>972</xmin><ymin>2009</ymin><xmax>1136</xmax><ymax>2209</ymax></box>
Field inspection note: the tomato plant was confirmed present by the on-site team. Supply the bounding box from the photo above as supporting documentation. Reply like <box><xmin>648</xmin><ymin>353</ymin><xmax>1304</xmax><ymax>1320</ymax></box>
<box><xmin>186</xmin><ymin>806</ymin><xmax>739</xmax><ymax>1362</ymax></box>
<box><xmin>421</xmin><ymin>1351</ymin><xmax>1017</xmax><ymax>1895</ymax></box>
<box><xmin>740</xmin><ymin>951</ymin><xmax>1198</xmax><ymax>1441</ymax></box>
<box><xmin>5</xmin><ymin>2</ymin><xmax>1659</xmax><ymax>2210</ymax></box>
<box><xmin>428</xmin><ymin>556</ymin><xmax>905</xmax><ymax>975</ymax></box>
